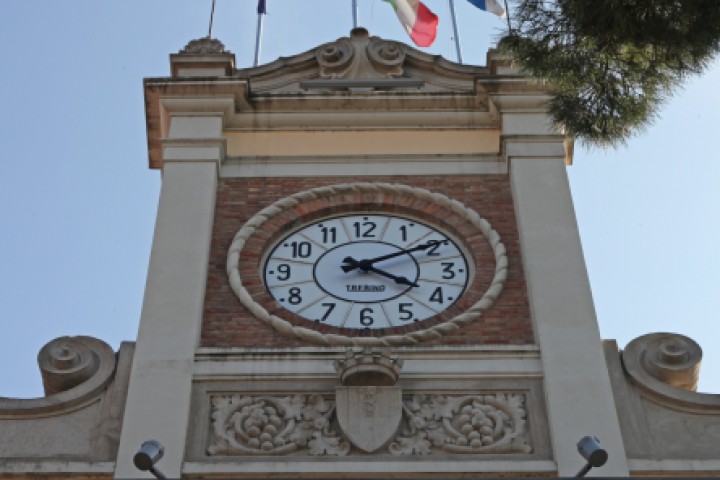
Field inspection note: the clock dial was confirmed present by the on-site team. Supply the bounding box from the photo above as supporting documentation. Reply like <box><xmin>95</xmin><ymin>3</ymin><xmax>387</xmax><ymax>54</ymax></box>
<box><xmin>262</xmin><ymin>214</ymin><xmax>471</xmax><ymax>329</ymax></box>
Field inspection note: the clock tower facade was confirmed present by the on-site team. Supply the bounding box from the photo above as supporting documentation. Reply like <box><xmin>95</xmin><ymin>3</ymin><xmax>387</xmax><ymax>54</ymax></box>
<box><xmin>3</xmin><ymin>29</ymin><xmax>719</xmax><ymax>480</ymax></box>
<box><xmin>114</xmin><ymin>30</ymin><xmax>628</xmax><ymax>477</ymax></box>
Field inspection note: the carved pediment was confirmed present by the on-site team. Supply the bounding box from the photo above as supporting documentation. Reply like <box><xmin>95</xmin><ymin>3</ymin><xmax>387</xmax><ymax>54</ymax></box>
<box><xmin>316</xmin><ymin>29</ymin><xmax>406</xmax><ymax>80</ymax></box>
<box><xmin>240</xmin><ymin>28</ymin><xmax>488</xmax><ymax>95</ymax></box>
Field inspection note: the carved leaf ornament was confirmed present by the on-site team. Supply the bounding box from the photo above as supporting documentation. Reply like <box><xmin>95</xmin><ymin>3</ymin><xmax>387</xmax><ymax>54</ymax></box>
<box><xmin>391</xmin><ymin>393</ymin><xmax>532</xmax><ymax>455</ymax></box>
<box><xmin>207</xmin><ymin>393</ymin><xmax>532</xmax><ymax>456</ymax></box>
<box><xmin>207</xmin><ymin>394</ymin><xmax>350</xmax><ymax>456</ymax></box>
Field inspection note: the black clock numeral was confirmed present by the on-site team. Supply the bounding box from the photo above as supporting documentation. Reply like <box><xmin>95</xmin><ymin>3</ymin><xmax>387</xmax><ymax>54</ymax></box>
<box><xmin>353</xmin><ymin>220</ymin><xmax>377</xmax><ymax>238</ymax></box>
<box><xmin>360</xmin><ymin>307</ymin><xmax>374</xmax><ymax>326</ymax></box>
<box><xmin>398</xmin><ymin>303</ymin><xmax>414</xmax><ymax>321</ymax></box>
<box><xmin>289</xmin><ymin>241</ymin><xmax>312</xmax><ymax>258</ymax></box>
<box><xmin>429</xmin><ymin>286</ymin><xmax>444</xmax><ymax>304</ymax></box>
<box><xmin>441</xmin><ymin>262</ymin><xmax>455</xmax><ymax>279</ymax></box>
<box><xmin>288</xmin><ymin>287</ymin><xmax>303</xmax><ymax>305</ymax></box>
<box><xmin>320</xmin><ymin>226</ymin><xmax>337</xmax><ymax>244</ymax></box>
<box><xmin>426</xmin><ymin>240</ymin><xmax>444</xmax><ymax>256</ymax></box>
<box><xmin>276</xmin><ymin>264</ymin><xmax>291</xmax><ymax>281</ymax></box>
<box><xmin>320</xmin><ymin>302</ymin><xmax>336</xmax><ymax>321</ymax></box>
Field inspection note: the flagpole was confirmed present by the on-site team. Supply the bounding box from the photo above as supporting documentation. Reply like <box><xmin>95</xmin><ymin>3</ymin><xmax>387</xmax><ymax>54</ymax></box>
<box><xmin>448</xmin><ymin>0</ymin><xmax>463</xmax><ymax>63</ymax></box>
<box><xmin>503</xmin><ymin>0</ymin><xmax>512</xmax><ymax>35</ymax></box>
<box><xmin>352</xmin><ymin>0</ymin><xmax>359</xmax><ymax>28</ymax></box>
<box><xmin>207</xmin><ymin>0</ymin><xmax>216</xmax><ymax>37</ymax></box>
<box><xmin>254</xmin><ymin>10</ymin><xmax>264</xmax><ymax>66</ymax></box>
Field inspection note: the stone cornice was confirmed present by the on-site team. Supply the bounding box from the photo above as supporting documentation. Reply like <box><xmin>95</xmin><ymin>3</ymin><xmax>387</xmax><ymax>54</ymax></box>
<box><xmin>145</xmin><ymin>31</ymin><xmax>553</xmax><ymax>170</ymax></box>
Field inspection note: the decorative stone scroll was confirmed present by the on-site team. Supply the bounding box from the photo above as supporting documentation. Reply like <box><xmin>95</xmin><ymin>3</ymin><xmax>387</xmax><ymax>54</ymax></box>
<box><xmin>38</xmin><ymin>336</ymin><xmax>114</xmax><ymax>395</ymax></box>
<box><xmin>0</xmin><ymin>336</ymin><xmax>117</xmax><ymax>416</ymax></box>
<box><xmin>620</xmin><ymin>332</ymin><xmax>720</xmax><ymax>410</ymax></box>
<box><xmin>390</xmin><ymin>393</ymin><xmax>532</xmax><ymax>455</ymax></box>
<box><xmin>207</xmin><ymin>392</ymin><xmax>532</xmax><ymax>456</ymax></box>
<box><xmin>316</xmin><ymin>28</ymin><xmax>406</xmax><ymax>79</ymax></box>
<box><xmin>624</xmin><ymin>332</ymin><xmax>702</xmax><ymax>391</ymax></box>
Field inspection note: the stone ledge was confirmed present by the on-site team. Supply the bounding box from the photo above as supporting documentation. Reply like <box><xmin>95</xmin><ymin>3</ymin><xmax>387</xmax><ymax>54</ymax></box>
<box><xmin>182</xmin><ymin>459</ymin><xmax>557</xmax><ymax>475</ymax></box>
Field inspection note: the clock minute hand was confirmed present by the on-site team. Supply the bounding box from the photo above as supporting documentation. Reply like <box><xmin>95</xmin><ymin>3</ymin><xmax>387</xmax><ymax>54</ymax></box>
<box><xmin>341</xmin><ymin>240</ymin><xmax>443</xmax><ymax>273</ymax></box>
<box><xmin>341</xmin><ymin>257</ymin><xmax>419</xmax><ymax>287</ymax></box>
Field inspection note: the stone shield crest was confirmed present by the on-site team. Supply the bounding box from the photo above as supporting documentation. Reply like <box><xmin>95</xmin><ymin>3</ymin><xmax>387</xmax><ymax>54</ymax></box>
<box><xmin>335</xmin><ymin>386</ymin><xmax>402</xmax><ymax>453</ymax></box>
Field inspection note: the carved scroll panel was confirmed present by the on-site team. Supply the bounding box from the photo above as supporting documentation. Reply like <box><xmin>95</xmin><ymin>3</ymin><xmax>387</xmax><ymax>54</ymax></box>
<box><xmin>207</xmin><ymin>392</ymin><xmax>532</xmax><ymax>457</ymax></box>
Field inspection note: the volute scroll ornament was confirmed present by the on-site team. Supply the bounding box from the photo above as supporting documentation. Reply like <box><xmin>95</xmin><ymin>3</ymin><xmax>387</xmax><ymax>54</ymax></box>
<box><xmin>316</xmin><ymin>28</ymin><xmax>406</xmax><ymax>80</ymax></box>
<box><xmin>0</xmin><ymin>335</ymin><xmax>117</xmax><ymax>415</ymax></box>
<box><xmin>38</xmin><ymin>336</ymin><xmax>112</xmax><ymax>395</ymax></box>
<box><xmin>623</xmin><ymin>332</ymin><xmax>702</xmax><ymax>392</ymax></box>
<box><xmin>366</xmin><ymin>37</ymin><xmax>406</xmax><ymax>77</ymax></box>
<box><xmin>316</xmin><ymin>39</ymin><xmax>355</xmax><ymax>78</ymax></box>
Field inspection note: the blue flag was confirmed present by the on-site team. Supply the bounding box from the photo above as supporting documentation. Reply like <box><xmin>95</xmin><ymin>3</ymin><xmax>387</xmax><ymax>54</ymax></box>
<box><xmin>467</xmin><ymin>0</ymin><xmax>505</xmax><ymax>17</ymax></box>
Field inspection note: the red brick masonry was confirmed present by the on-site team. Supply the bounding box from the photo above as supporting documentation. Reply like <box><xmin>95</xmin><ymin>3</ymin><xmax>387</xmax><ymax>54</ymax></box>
<box><xmin>201</xmin><ymin>176</ymin><xmax>534</xmax><ymax>347</ymax></box>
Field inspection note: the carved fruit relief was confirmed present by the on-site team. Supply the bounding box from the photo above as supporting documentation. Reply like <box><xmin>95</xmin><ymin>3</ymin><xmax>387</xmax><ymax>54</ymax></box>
<box><xmin>207</xmin><ymin>392</ymin><xmax>532</xmax><ymax>457</ymax></box>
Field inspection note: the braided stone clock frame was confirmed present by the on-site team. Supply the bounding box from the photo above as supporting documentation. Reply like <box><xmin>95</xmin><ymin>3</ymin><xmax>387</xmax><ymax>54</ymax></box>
<box><xmin>226</xmin><ymin>183</ymin><xmax>507</xmax><ymax>346</ymax></box>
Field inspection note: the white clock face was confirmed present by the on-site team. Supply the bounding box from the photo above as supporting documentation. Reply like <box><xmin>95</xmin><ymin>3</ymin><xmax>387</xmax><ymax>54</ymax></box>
<box><xmin>262</xmin><ymin>214</ymin><xmax>471</xmax><ymax>330</ymax></box>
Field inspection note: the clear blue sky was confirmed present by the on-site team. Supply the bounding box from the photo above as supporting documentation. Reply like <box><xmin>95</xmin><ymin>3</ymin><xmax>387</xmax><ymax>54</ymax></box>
<box><xmin>1</xmin><ymin>1</ymin><xmax>718</xmax><ymax>398</ymax></box>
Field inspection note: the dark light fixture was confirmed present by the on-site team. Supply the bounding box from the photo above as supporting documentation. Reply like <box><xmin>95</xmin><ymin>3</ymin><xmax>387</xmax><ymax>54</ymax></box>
<box><xmin>575</xmin><ymin>435</ymin><xmax>608</xmax><ymax>477</ymax></box>
<box><xmin>133</xmin><ymin>440</ymin><xmax>167</xmax><ymax>480</ymax></box>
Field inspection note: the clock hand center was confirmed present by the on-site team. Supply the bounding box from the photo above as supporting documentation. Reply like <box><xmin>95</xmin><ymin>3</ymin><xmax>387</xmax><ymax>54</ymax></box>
<box><xmin>341</xmin><ymin>256</ymin><xmax>372</xmax><ymax>272</ymax></box>
<box><xmin>341</xmin><ymin>240</ymin><xmax>446</xmax><ymax>273</ymax></box>
<box><xmin>341</xmin><ymin>256</ymin><xmax>419</xmax><ymax>287</ymax></box>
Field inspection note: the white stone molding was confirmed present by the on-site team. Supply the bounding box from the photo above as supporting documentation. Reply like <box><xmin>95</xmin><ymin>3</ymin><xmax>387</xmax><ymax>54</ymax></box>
<box><xmin>0</xmin><ymin>336</ymin><xmax>115</xmax><ymax>416</ymax></box>
<box><xmin>510</xmin><ymin>158</ymin><xmax>628</xmax><ymax>475</ymax></box>
<box><xmin>184</xmin><ymin>459</ymin><xmax>557</xmax><ymax>475</ymax></box>
<box><xmin>390</xmin><ymin>393</ymin><xmax>532</xmax><ymax>455</ymax></box>
<box><xmin>161</xmin><ymin>137</ymin><xmax>227</xmax><ymax>165</ymax></box>
<box><xmin>193</xmin><ymin>345</ymin><xmax>543</xmax><ymax>380</ymax></box>
<box><xmin>622</xmin><ymin>332</ymin><xmax>720</xmax><ymax>409</ymax></box>
<box><xmin>220</xmin><ymin>154</ymin><xmax>506</xmax><ymax>178</ymax></box>
<box><xmin>114</xmin><ymin>161</ymin><xmax>219</xmax><ymax>478</ymax></box>
<box><xmin>0</xmin><ymin>461</ymin><xmax>115</xmax><ymax>475</ymax></box>
<box><xmin>627</xmin><ymin>459</ymin><xmax>720</xmax><ymax>473</ymax></box>
<box><xmin>226</xmin><ymin>182</ymin><xmax>507</xmax><ymax>347</ymax></box>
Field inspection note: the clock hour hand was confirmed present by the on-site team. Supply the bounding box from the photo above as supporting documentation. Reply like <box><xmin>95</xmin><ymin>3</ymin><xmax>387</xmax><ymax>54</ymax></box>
<box><xmin>341</xmin><ymin>257</ymin><xmax>419</xmax><ymax>287</ymax></box>
<box><xmin>341</xmin><ymin>239</ymin><xmax>447</xmax><ymax>273</ymax></box>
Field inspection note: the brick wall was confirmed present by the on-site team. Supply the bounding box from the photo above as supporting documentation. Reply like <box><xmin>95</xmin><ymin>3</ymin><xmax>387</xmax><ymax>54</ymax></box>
<box><xmin>201</xmin><ymin>176</ymin><xmax>534</xmax><ymax>347</ymax></box>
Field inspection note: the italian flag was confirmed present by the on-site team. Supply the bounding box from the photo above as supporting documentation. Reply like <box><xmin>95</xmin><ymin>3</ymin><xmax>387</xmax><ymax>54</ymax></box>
<box><xmin>383</xmin><ymin>0</ymin><xmax>439</xmax><ymax>47</ymax></box>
